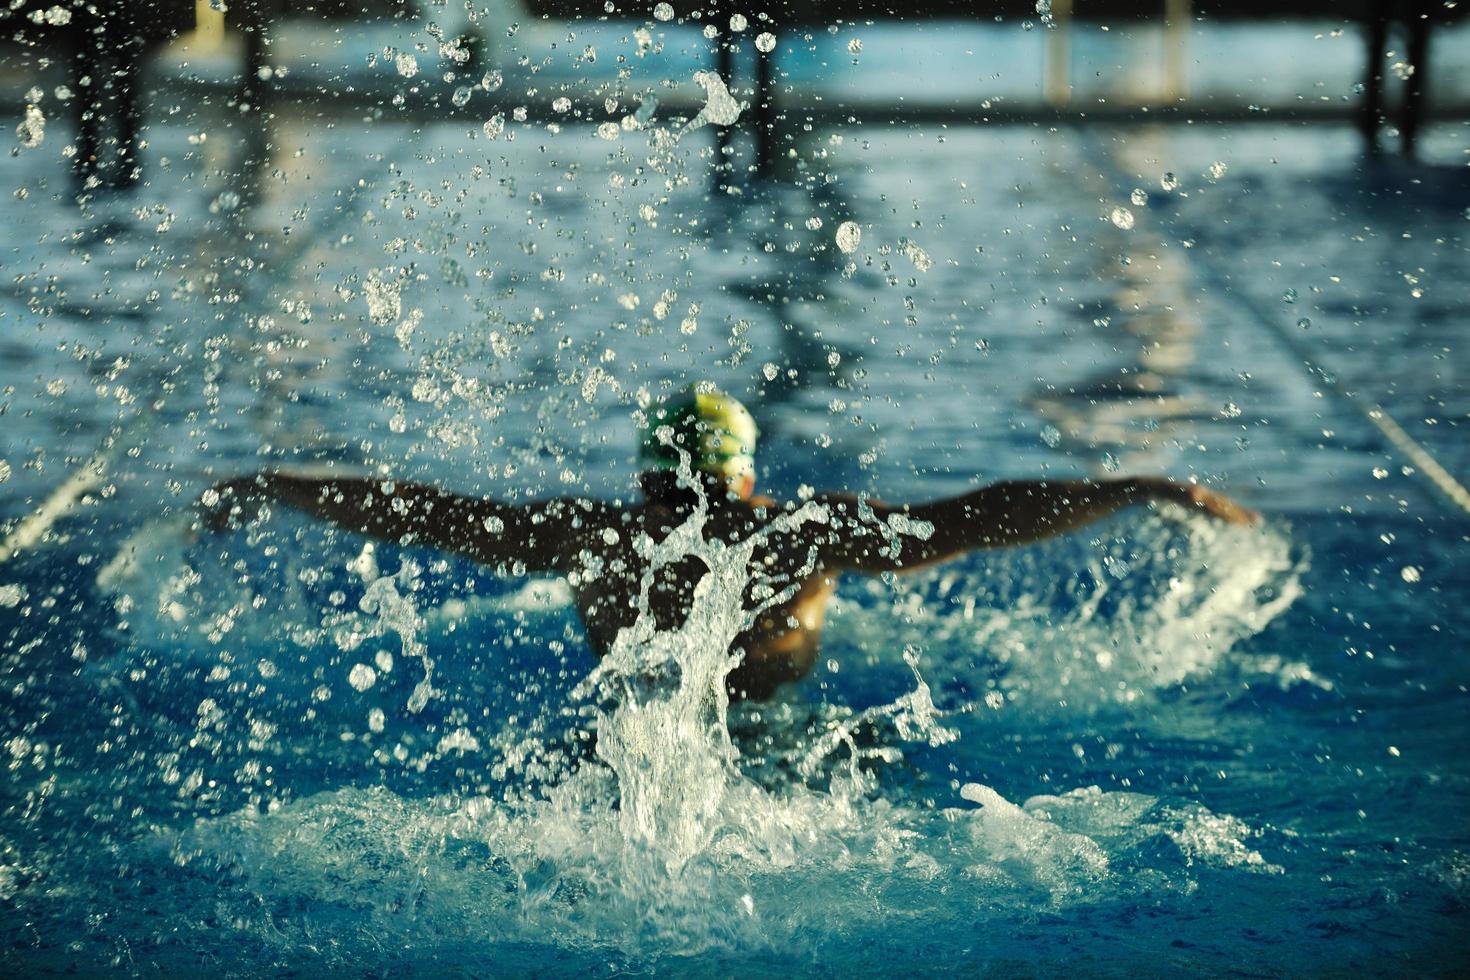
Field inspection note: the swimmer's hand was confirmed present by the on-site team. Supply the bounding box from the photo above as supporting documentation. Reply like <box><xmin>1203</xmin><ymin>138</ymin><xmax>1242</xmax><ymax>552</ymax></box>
<box><xmin>1147</xmin><ymin>479</ymin><xmax>1260</xmax><ymax>526</ymax></box>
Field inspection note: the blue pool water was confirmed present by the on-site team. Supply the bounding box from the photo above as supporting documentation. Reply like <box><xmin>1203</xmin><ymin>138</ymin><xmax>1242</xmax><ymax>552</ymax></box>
<box><xmin>1</xmin><ymin>63</ymin><xmax>1468</xmax><ymax>975</ymax></box>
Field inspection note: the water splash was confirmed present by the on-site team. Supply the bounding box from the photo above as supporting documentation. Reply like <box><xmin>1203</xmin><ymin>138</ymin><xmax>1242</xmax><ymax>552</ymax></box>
<box><xmin>825</xmin><ymin>511</ymin><xmax>1304</xmax><ymax>711</ymax></box>
<box><xmin>87</xmin><ymin>493</ymin><xmax>1298</xmax><ymax>960</ymax></box>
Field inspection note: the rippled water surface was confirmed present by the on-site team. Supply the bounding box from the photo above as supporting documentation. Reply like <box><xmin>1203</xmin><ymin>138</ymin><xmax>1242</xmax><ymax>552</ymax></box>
<box><xmin>1</xmin><ymin>66</ymin><xmax>1467</xmax><ymax>976</ymax></box>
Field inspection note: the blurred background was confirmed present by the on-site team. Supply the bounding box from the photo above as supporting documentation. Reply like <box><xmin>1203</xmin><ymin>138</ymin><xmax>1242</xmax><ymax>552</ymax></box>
<box><xmin>0</xmin><ymin>0</ymin><xmax>1465</xmax><ymax>517</ymax></box>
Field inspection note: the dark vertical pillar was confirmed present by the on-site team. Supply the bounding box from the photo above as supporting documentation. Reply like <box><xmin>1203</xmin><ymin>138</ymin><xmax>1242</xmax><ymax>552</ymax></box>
<box><xmin>1359</xmin><ymin>0</ymin><xmax>1390</xmax><ymax>153</ymax></box>
<box><xmin>1400</xmin><ymin>0</ymin><xmax>1432</xmax><ymax>157</ymax></box>
<box><xmin>753</xmin><ymin>39</ymin><xmax>775</xmax><ymax>178</ymax></box>
<box><xmin>239</xmin><ymin>7</ymin><xmax>267</xmax><ymax>114</ymax></box>
<box><xmin>233</xmin><ymin>0</ymin><xmax>273</xmax><ymax>194</ymax></box>
<box><xmin>69</xmin><ymin>33</ymin><xmax>99</xmax><ymax>191</ymax></box>
<box><xmin>112</xmin><ymin>37</ymin><xmax>143</xmax><ymax>188</ymax></box>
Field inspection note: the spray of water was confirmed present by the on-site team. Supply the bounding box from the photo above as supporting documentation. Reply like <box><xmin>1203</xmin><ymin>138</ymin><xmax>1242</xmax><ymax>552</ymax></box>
<box><xmin>91</xmin><ymin>490</ymin><xmax>1303</xmax><ymax>957</ymax></box>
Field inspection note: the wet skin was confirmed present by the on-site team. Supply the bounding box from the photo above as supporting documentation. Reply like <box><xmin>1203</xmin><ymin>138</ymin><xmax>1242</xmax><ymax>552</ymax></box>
<box><xmin>206</xmin><ymin>469</ymin><xmax>1258</xmax><ymax>700</ymax></box>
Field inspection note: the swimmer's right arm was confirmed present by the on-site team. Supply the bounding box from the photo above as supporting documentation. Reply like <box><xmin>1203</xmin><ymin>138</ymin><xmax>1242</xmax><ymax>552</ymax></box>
<box><xmin>200</xmin><ymin>471</ymin><xmax>600</xmax><ymax>572</ymax></box>
<box><xmin>815</xmin><ymin>477</ymin><xmax>1258</xmax><ymax>574</ymax></box>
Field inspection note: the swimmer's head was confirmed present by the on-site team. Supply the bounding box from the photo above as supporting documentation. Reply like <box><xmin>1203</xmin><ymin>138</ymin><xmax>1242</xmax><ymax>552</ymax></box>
<box><xmin>639</xmin><ymin>384</ymin><xmax>758</xmax><ymax>496</ymax></box>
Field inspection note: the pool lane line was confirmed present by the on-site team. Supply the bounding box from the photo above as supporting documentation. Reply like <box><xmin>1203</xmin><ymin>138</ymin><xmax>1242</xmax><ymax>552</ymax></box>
<box><xmin>1089</xmin><ymin>134</ymin><xmax>1470</xmax><ymax>519</ymax></box>
<box><xmin>0</xmin><ymin>129</ymin><xmax>419</xmax><ymax>569</ymax></box>
<box><xmin>1179</xmin><ymin>224</ymin><xmax>1470</xmax><ymax>518</ymax></box>
<box><xmin>0</xmin><ymin>443</ymin><xmax>121</xmax><ymax>565</ymax></box>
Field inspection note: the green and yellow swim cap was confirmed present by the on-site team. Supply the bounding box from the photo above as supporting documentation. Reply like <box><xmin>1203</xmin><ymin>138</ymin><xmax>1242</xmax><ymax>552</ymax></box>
<box><xmin>639</xmin><ymin>384</ymin><xmax>759</xmax><ymax>481</ymax></box>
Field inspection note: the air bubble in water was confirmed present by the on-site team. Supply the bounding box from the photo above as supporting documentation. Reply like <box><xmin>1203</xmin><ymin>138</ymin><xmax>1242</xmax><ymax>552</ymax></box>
<box><xmin>1281</xmin><ymin>288</ymin><xmax>1297</xmax><ymax>304</ymax></box>
<box><xmin>553</xmin><ymin>96</ymin><xmax>571</xmax><ymax>113</ymax></box>
<box><xmin>395</xmin><ymin>53</ymin><xmax>418</xmax><ymax>78</ymax></box>
<box><xmin>835</xmin><ymin>221</ymin><xmax>862</xmax><ymax>253</ymax></box>
<box><xmin>1130</xmin><ymin>188</ymin><xmax>1148</xmax><ymax>207</ymax></box>
<box><xmin>1208</xmin><ymin>160</ymin><xmax>1228</xmax><ymax>181</ymax></box>
<box><xmin>847</xmin><ymin>38</ymin><xmax>863</xmax><ymax>55</ymax></box>
<box><xmin>1040</xmin><ymin>424</ymin><xmax>1062</xmax><ymax>448</ymax></box>
<box><xmin>1160</xmin><ymin>172</ymin><xmax>1180</xmax><ymax>192</ymax></box>
<box><xmin>1109</xmin><ymin>207</ymin><xmax>1135</xmax><ymax>230</ymax></box>
<box><xmin>653</xmin><ymin>2</ymin><xmax>674</xmax><ymax>21</ymax></box>
<box><xmin>451</xmin><ymin>86</ymin><xmax>472</xmax><ymax>107</ymax></box>
<box><xmin>805</xmin><ymin>216</ymin><xmax>823</xmax><ymax>231</ymax></box>
<box><xmin>1297</xmin><ymin>317</ymin><xmax>1311</xmax><ymax>329</ymax></box>
<box><xmin>755</xmin><ymin>32</ymin><xmax>777</xmax><ymax>53</ymax></box>
<box><xmin>1401</xmin><ymin>566</ymin><xmax>1421</xmax><ymax>583</ymax></box>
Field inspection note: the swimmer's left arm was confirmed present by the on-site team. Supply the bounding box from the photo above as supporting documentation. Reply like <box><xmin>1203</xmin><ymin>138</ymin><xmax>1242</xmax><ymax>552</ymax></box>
<box><xmin>202</xmin><ymin>472</ymin><xmax>603</xmax><ymax>572</ymax></box>
<box><xmin>815</xmin><ymin>477</ymin><xmax>1257</xmax><ymax>574</ymax></box>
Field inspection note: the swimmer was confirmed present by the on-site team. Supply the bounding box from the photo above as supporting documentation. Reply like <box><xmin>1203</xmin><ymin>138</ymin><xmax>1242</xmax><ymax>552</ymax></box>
<box><xmin>202</xmin><ymin>384</ymin><xmax>1258</xmax><ymax>700</ymax></box>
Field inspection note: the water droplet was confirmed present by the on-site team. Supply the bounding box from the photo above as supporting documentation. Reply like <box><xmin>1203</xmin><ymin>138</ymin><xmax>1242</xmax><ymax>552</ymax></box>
<box><xmin>974</xmin><ymin>338</ymin><xmax>989</xmax><ymax>354</ymax></box>
<box><xmin>1221</xmin><ymin>402</ymin><xmax>1242</xmax><ymax>418</ymax></box>
<box><xmin>900</xmin><ymin>238</ymin><xmax>932</xmax><ymax>272</ymax></box>
<box><xmin>14</xmin><ymin>104</ymin><xmax>44</xmax><ymax>149</ymax></box>
<box><xmin>451</xmin><ymin>86</ymin><xmax>472</xmax><ymax>107</ymax></box>
<box><xmin>1101</xmin><ymin>452</ymin><xmax>1121</xmax><ymax>472</ymax></box>
<box><xmin>755</xmin><ymin>32</ymin><xmax>777</xmax><ymax>53</ymax></box>
<box><xmin>1160</xmin><ymin>171</ymin><xmax>1180</xmax><ymax>192</ymax></box>
<box><xmin>552</xmin><ymin>96</ymin><xmax>571</xmax><ymax>113</ymax></box>
<box><xmin>1297</xmin><ymin>317</ymin><xmax>1311</xmax><ymax>330</ymax></box>
<box><xmin>1040</xmin><ymin>425</ymin><xmax>1061</xmax><ymax>448</ymax></box>
<box><xmin>1207</xmin><ymin>160</ymin><xmax>1228</xmax><ymax>181</ymax></box>
<box><xmin>1401</xmin><ymin>566</ymin><xmax>1421</xmax><ymax>583</ymax></box>
<box><xmin>730</xmin><ymin>13</ymin><xmax>747</xmax><ymax>31</ymax></box>
<box><xmin>653</xmin><ymin>1</ymin><xmax>674</xmax><ymax>21</ymax></box>
<box><xmin>1281</xmin><ymin>288</ymin><xmax>1297</xmax><ymax>304</ymax></box>
<box><xmin>847</xmin><ymin>38</ymin><xmax>863</xmax><ymax>55</ymax></box>
<box><xmin>1130</xmin><ymin>188</ymin><xmax>1148</xmax><ymax>207</ymax></box>
<box><xmin>1109</xmin><ymin>207</ymin><xmax>1135</xmax><ymax>230</ymax></box>
<box><xmin>394</xmin><ymin>53</ymin><xmax>418</xmax><ymax>78</ymax></box>
<box><xmin>834</xmin><ymin>221</ymin><xmax>862</xmax><ymax>254</ymax></box>
<box><xmin>348</xmin><ymin>664</ymin><xmax>378</xmax><ymax>691</ymax></box>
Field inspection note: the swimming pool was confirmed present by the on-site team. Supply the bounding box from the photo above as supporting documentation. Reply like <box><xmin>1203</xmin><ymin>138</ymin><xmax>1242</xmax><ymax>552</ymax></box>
<box><xmin>1</xmin><ymin>86</ymin><xmax>1467</xmax><ymax>975</ymax></box>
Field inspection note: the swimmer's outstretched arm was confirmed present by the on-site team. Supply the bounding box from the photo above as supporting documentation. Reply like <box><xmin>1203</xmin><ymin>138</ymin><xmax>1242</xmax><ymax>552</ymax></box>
<box><xmin>201</xmin><ymin>471</ymin><xmax>602</xmax><ymax>573</ymax></box>
<box><xmin>816</xmin><ymin>477</ymin><xmax>1258</xmax><ymax>575</ymax></box>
